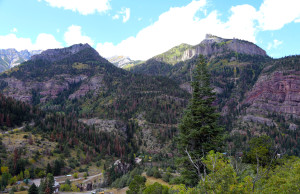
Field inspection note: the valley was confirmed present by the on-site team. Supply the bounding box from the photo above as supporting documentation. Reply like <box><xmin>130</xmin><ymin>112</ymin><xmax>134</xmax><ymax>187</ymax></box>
<box><xmin>0</xmin><ymin>35</ymin><xmax>299</xmax><ymax>193</ymax></box>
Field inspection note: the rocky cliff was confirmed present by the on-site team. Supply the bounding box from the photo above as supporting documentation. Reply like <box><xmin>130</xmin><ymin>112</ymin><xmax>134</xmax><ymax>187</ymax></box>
<box><xmin>149</xmin><ymin>34</ymin><xmax>267</xmax><ymax>66</ymax></box>
<box><xmin>240</xmin><ymin>56</ymin><xmax>300</xmax><ymax>129</ymax></box>
<box><xmin>182</xmin><ymin>34</ymin><xmax>267</xmax><ymax>61</ymax></box>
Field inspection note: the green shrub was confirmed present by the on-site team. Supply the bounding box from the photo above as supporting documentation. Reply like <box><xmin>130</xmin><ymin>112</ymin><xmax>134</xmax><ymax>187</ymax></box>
<box><xmin>60</xmin><ymin>184</ymin><xmax>71</xmax><ymax>191</ymax></box>
<box><xmin>143</xmin><ymin>182</ymin><xmax>169</xmax><ymax>194</ymax></box>
<box><xmin>146</xmin><ymin>167</ymin><xmax>154</xmax><ymax>177</ymax></box>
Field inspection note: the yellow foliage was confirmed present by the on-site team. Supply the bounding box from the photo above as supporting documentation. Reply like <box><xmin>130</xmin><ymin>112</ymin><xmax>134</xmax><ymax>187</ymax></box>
<box><xmin>71</xmin><ymin>183</ymin><xmax>80</xmax><ymax>192</ymax></box>
<box><xmin>72</xmin><ymin>62</ymin><xmax>90</xmax><ymax>69</ymax></box>
<box><xmin>1</xmin><ymin>166</ymin><xmax>9</xmax><ymax>173</ymax></box>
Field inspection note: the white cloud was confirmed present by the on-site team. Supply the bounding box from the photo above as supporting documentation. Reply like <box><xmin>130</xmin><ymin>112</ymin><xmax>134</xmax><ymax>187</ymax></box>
<box><xmin>267</xmin><ymin>39</ymin><xmax>283</xmax><ymax>50</ymax></box>
<box><xmin>11</xmin><ymin>28</ymin><xmax>18</xmax><ymax>33</ymax></box>
<box><xmin>295</xmin><ymin>18</ymin><xmax>300</xmax><ymax>23</ymax></box>
<box><xmin>121</xmin><ymin>8</ymin><xmax>130</xmax><ymax>23</ymax></box>
<box><xmin>112</xmin><ymin>14</ymin><xmax>119</xmax><ymax>20</ymax></box>
<box><xmin>221</xmin><ymin>5</ymin><xmax>258</xmax><ymax>43</ymax></box>
<box><xmin>35</xmin><ymin>33</ymin><xmax>63</xmax><ymax>50</ymax></box>
<box><xmin>96</xmin><ymin>0</ymin><xmax>260</xmax><ymax>60</ymax></box>
<box><xmin>257</xmin><ymin>0</ymin><xmax>300</xmax><ymax>30</ymax></box>
<box><xmin>64</xmin><ymin>25</ymin><xmax>94</xmax><ymax>46</ymax></box>
<box><xmin>0</xmin><ymin>33</ymin><xmax>62</xmax><ymax>51</ymax></box>
<box><xmin>112</xmin><ymin>8</ymin><xmax>130</xmax><ymax>23</ymax></box>
<box><xmin>41</xmin><ymin>0</ymin><xmax>110</xmax><ymax>15</ymax></box>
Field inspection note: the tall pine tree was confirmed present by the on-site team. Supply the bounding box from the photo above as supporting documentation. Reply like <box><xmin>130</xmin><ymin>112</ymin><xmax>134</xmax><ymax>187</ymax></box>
<box><xmin>177</xmin><ymin>55</ymin><xmax>224</xmax><ymax>186</ymax></box>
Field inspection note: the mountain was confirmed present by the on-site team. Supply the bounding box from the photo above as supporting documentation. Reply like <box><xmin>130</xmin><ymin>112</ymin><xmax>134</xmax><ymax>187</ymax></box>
<box><xmin>0</xmin><ymin>43</ymin><xmax>189</xmax><ymax>154</ymax></box>
<box><xmin>107</xmin><ymin>55</ymin><xmax>143</xmax><ymax>69</ymax></box>
<box><xmin>129</xmin><ymin>35</ymin><xmax>300</xmax><ymax>155</ymax></box>
<box><xmin>147</xmin><ymin>34</ymin><xmax>267</xmax><ymax>66</ymax></box>
<box><xmin>1</xmin><ymin>40</ymin><xmax>300</xmax><ymax>156</ymax></box>
<box><xmin>0</xmin><ymin>49</ymin><xmax>42</xmax><ymax>73</ymax></box>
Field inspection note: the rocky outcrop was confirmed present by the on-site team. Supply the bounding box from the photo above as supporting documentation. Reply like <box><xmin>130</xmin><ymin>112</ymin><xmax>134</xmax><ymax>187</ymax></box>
<box><xmin>148</xmin><ymin>34</ymin><xmax>267</xmax><ymax>65</ymax></box>
<box><xmin>69</xmin><ymin>75</ymin><xmax>104</xmax><ymax>99</ymax></box>
<box><xmin>242</xmin><ymin>115</ymin><xmax>276</xmax><ymax>126</ymax></box>
<box><xmin>78</xmin><ymin>118</ymin><xmax>127</xmax><ymax>134</ymax></box>
<box><xmin>1</xmin><ymin>74</ymin><xmax>102</xmax><ymax>103</ymax></box>
<box><xmin>182</xmin><ymin>34</ymin><xmax>267</xmax><ymax>61</ymax></box>
<box><xmin>243</xmin><ymin>70</ymin><xmax>300</xmax><ymax>118</ymax></box>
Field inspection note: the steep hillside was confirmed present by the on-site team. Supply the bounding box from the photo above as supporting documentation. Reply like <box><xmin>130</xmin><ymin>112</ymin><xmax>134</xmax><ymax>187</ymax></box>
<box><xmin>0</xmin><ymin>44</ymin><xmax>189</xmax><ymax>155</ymax></box>
<box><xmin>0</xmin><ymin>49</ymin><xmax>41</xmax><ymax>73</ymax></box>
<box><xmin>153</xmin><ymin>43</ymin><xmax>193</xmax><ymax>65</ymax></box>
<box><xmin>0</xmin><ymin>93</ymin><xmax>37</xmax><ymax>129</ymax></box>
<box><xmin>0</xmin><ymin>93</ymin><xmax>131</xmax><ymax>185</ymax></box>
<box><xmin>129</xmin><ymin>36</ymin><xmax>300</xmax><ymax>155</ymax></box>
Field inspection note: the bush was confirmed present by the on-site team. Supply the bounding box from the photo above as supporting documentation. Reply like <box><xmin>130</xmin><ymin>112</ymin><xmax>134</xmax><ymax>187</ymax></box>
<box><xmin>60</xmin><ymin>184</ymin><xmax>71</xmax><ymax>191</ymax></box>
<box><xmin>153</xmin><ymin>168</ymin><xmax>161</xmax><ymax>178</ymax></box>
<box><xmin>69</xmin><ymin>163</ymin><xmax>76</xmax><ymax>169</ymax></box>
<box><xmin>162</xmin><ymin>172</ymin><xmax>172</xmax><ymax>182</ymax></box>
<box><xmin>78</xmin><ymin>167</ymin><xmax>85</xmax><ymax>172</ymax></box>
<box><xmin>65</xmin><ymin>179</ymin><xmax>71</xmax><ymax>185</ymax></box>
<box><xmin>169</xmin><ymin>176</ymin><xmax>185</xmax><ymax>185</ymax></box>
<box><xmin>143</xmin><ymin>182</ymin><xmax>169</xmax><ymax>194</ymax></box>
<box><xmin>96</xmin><ymin>161</ymin><xmax>101</xmax><ymax>167</ymax></box>
<box><xmin>73</xmin><ymin>172</ymin><xmax>78</xmax><ymax>178</ymax></box>
<box><xmin>20</xmin><ymin>186</ymin><xmax>26</xmax><ymax>191</ymax></box>
<box><xmin>146</xmin><ymin>167</ymin><xmax>154</xmax><ymax>177</ymax></box>
<box><xmin>71</xmin><ymin>183</ymin><xmax>80</xmax><ymax>192</ymax></box>
<box><xmin>127</xmin><ymin>175</ymin><xmax>146</xmax><ymax>194</ymax></box>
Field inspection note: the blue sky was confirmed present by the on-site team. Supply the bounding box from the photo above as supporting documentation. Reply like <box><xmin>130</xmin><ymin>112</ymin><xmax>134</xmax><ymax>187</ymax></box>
<box><xmin>0</xmin><ymin>0</ymin><xmax>300</xmax><ymax>60</ymax></box>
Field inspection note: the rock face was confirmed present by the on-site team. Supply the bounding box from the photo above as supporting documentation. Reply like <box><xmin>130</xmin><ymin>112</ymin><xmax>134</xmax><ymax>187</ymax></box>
<box><xmin>243</xmin><ymin>70</ymin><xmax>300</xmax><ymax>119</ymax></box>
<box><xmin>149</xmin><ymin>34</ymin><xmax>267</xmax><ymax>65</ymax></box>
<box><xmin>2</xmin><ymin>74</ymin><xmax>92</xmax><ymax>103</ymax></box>
<box><xmin>181</xmin><ymin>34</ymin><xmax>267</xmax><ymax>61</ymax></box>
<box><xmin>78</xmin><ymin>118</ymin><xmax>127</xmax><ymax>134</ymax></box>
<box><xmin>0</xmin><ymin>49</ymin><xmax>42</xmax><ymax>72</ymax></box>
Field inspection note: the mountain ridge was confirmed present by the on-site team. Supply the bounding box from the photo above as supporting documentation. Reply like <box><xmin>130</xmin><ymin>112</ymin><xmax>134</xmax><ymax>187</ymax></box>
<box><xmin>31</xmin><ymin>43</ymin><xmax>109</xmax><ymax>64</ymax></box>
<box><xmin>151</xmin><ymin>34</ymin><xmax>267</xmax><ymax>65</ymax></box>
<box><xmin>0</xmin><ymin>48</ymin><xmax>42</xmax><ymax>73</ymax></box>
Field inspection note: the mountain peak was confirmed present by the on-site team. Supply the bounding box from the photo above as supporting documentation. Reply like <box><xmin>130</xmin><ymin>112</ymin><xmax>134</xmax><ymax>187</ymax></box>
<box><xmin>31</xmin><ymin>43</ymin><xmax>108</xmax><ymax>64</ymax></box>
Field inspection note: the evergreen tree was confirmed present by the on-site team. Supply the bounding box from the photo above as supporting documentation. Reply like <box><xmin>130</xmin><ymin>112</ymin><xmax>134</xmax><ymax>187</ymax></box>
<box><xmin>46</xmin><ymin>163</ymin><xmax>52</xmax><ymax>175</ymax></box>
<box><xmin>28</xmin><ymin>183</ymin><xmax>38</xmax><ymax>194</ymax></box>
<box><xmin>39</xmin><ymin>173</ymin><xmax>54</xmax><ymax>194</ymax></box>
<box><xmin>177</xmin><ymin>55</ymin><xmax>224</xmax><ymax>186</ymax></box>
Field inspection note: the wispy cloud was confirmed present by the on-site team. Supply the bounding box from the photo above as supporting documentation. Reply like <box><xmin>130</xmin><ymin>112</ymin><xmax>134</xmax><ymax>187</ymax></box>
<box><xmin>112</xmin><ymin>8</ymin><xmax>130</xmax><ymax>23</ymax></box>
<box><xmin>112</xmin><ymin>14</ymin><xmax>119</xmax><ymax>20</ymax></box>
<box><xmin>40</xmin><ymin>0</ymin><xmax>111</xmax><ymax>15</ymax></box>
<box><xmin>267</xmin><ymin>39</ymin><xmax>283</xmax><ymax>50</ymax></box>
<box><xmin>10</xmin><ymin>28</ymin><xmax>18</xmax><ymax>33</ymax></box>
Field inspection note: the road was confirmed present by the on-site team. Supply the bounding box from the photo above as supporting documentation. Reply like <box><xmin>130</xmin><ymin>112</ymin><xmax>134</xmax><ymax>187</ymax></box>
<box><xmin>31</xmin><ymin>172</ymin><xmax>102</xmax><ymax>186</ymax></box>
